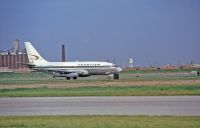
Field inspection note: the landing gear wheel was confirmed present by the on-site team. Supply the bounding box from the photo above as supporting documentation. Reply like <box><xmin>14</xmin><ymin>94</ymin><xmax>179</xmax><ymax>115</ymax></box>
<box><xmin>73</xmin><ymin>77</ymin><xmax>77</xmax><ymax>80</ymax></box>
<box><xmin>114</xmin><ymin>74</ymin><xmax>119</xmax><ymax>80</ymax></box>
<box><xmin>52</xmin><ymin>72</ymin><xmax>56</xmax><ymax>78</ymax></box>
<box><xmin>66</xmin><ymin>77</ymin><xmax>70</xmax><ymax>80</ymax></box>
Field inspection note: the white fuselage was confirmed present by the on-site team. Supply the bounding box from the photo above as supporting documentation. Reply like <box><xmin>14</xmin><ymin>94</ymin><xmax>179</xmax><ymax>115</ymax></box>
<box><xmin>31</xmin><ymin>61</ymin><xmax>122</xmax><ymax>76</ymax></box>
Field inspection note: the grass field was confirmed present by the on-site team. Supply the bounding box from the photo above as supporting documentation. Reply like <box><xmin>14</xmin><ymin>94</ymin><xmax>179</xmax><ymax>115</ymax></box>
<box><xmin>0</xmin><ymin>85</ymin><xmax>200</xmax><ymax>97</ymax></box>
<box><xmin>0</xmin><ymin>116</ymin><xmax>200</xmax><ymax>128</ymax></box>
<box><xmin>0</xmin><ymin>70</ymin><xmax>200</xmax><ymax>97</ymax></box>
<box><xmin>0</xmin><ymin>70</ymin><xmax>200</xmax><ymax>85</ymax></box>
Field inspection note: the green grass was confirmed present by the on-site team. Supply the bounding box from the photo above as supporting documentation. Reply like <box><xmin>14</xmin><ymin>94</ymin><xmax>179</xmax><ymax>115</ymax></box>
<box><xmin>0</xmin><ymin>71</ymin><xmax>200</xmax><ymax>85</ymax></box>
<box><xmin>0</xmin><ymin>71</ymin><xmax>200</xmax><ymax>97</ymax></box>
<box><xmin>0</xmin><ymin>72</ymin><xmax>64</xmax><ymax>85</ymax></box>
<box><xmin>121</xmin><ymin>68</ymin><xmax>200</xmax><ymax>74</ymax></box>
<box><xmin>0</xmin><ymin>85</ymin><xmax>200</xmax><ymax>97</ymax></box>
<box><xmin>0</xmin><ymin>72</ymin><xmax>114</xmax><ymax>85</ymax></box>
<box><xmin>0</xmin><ymin>116</ymin><xmax>200</xmax><ymax>128</ymax></box>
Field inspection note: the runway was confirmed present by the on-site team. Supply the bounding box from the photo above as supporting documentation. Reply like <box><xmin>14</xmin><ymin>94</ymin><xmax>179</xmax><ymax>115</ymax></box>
<box><xmin>0</xmin><ymin>96</ymin><xmax>200</xmax><ymax>116</ymax></box>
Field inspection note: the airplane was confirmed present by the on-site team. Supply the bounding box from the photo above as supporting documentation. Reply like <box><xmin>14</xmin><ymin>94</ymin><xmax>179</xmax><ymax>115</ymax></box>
<box><xmin>24</xmin><ymin>42</ymin><xmax>122</xmax><ymax>80</ymax></box>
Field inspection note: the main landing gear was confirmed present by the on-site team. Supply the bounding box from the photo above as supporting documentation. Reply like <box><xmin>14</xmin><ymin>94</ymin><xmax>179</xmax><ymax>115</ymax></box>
<box><xmin>114</xmin><ymin>74</ymin><xmax>119</xmax><ymax>80</ymax></box>
<box><xmin>66</xmin><ymin>77</ymin><xmax>77</xmax><ymax>80</ymax></box>
<box><xmin>107</xmin><ymin>74</ymin><xmax>120</xmax><ymax>80</ymax></box>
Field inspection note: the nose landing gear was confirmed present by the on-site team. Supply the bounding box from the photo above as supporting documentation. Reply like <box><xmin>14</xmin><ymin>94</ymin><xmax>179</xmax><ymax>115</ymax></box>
<box><xmin>114</xmin><ymin>74</ymin><xmax>119</xmax><ymax>80</ymax></box>
<box><xmin>66</xmin><ymin>77</ymin><xmax>78</xmax><ymax>80</ymax></box>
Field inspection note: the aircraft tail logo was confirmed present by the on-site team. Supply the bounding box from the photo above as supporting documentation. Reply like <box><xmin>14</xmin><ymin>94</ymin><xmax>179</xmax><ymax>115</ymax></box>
<box><xmin>30</xmin><ymin>54</ymin><xmax>39</xmax><ymax>60</ymax></box>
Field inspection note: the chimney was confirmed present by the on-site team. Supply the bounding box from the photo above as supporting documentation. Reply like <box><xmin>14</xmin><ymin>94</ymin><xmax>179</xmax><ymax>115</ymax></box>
<box><xmin>13</xmin><ymin>39</ymin><xmax>19</xmax><ymax>54</ymax></box>
<box><xmin>62</xmin><ymin>44</ymin><xmax>65</xmax><ymax>62</ymax></box>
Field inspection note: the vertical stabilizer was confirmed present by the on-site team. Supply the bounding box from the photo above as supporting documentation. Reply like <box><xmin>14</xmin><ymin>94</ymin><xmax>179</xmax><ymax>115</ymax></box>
<box><xmin>24</xmin><ymin>42</ymin><xmax>48</xmax><ymax>64</ymax></box>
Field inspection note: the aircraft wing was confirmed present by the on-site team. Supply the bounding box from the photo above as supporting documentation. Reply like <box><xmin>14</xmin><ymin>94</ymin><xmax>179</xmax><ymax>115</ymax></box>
<box><xmin>17</xmin><ymin>62</ymin><xmax>36</xmax><ymax>67</ymax></box>
<box><xmin>44</xmin><ymin>69</ymin><xmax>89</xmax><ymax>77</ymax></box>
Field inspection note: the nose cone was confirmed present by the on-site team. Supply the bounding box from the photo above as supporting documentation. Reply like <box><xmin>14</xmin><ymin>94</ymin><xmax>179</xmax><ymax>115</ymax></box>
<box><xmin>117</xmin><ymin>67</ymin><xmax>123</xmax><ymax>72</ymax></box>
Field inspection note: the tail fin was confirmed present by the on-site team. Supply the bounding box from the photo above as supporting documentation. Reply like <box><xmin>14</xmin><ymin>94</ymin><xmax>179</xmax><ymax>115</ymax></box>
<box><xmin>24</xmin><ymin>42</ymin><xmax>47</xmax><ymax>64</ymax></box>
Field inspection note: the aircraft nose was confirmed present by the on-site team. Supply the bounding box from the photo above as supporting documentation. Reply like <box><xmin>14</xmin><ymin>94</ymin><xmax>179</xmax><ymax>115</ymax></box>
<box><xmin>117</xmin><ymin>67</ymin><xmax>122</xmax><ymax>72</ymax></box>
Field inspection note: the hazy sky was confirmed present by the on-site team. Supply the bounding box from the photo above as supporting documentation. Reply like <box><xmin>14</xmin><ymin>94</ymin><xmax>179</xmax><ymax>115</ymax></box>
<box><xmin>0</xmin><ymin>0</ymin><xmax>200</xmax><ymax>67</ymax></box>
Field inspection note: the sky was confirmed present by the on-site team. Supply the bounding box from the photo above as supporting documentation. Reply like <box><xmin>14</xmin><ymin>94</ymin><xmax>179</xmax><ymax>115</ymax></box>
<box><xmin>0</xmin><ymin>0</ymin><xmax>200</xmax><ymax>67</ymax></box>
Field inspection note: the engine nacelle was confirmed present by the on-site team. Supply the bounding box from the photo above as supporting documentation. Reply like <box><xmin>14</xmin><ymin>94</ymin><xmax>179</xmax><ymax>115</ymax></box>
<box><xmin>53</xmin><ymin>72</ymin><xmax>79</xmax><ymax>78</ymax></box>
<box><xmin>52</xmin><ymin>70</ymin><xmax>89</xmax><ymax>79</ymax></box>
<box><xmin>65</xmin><ymin>73</ymin><xmax>79</xmax><ymax>78</ymax></box>
<box><xmin>78</xmin><ymin>70</ymin><xmax>90</xmax><ymax>77</ymax></box>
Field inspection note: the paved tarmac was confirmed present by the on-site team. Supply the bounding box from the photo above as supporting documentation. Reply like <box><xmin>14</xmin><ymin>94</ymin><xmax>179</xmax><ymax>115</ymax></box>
<box><xmin>0</xmin><ymin>96</ymin><xmax>200</xmax><ymax>116</ymax></box>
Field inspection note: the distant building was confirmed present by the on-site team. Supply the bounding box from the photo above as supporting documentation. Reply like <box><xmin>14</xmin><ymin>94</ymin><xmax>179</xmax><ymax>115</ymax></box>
<box><xmin>0</xmin><ymin>39</ymin><xmax>29</xmax><ymax>72</ymax></box>
<box><xmin>191</xmin><ymin>64</ymin><xmax>200</xmax><ymax>68</ymax></box>
<box><xmin>160</xmin><ymin>64</ymin><xmax>177</xmax><ymax>69</ymax></box>
<box><xmin>128</xmin><ymin>58</ymin><xmax>133</xmax><ymax>68</ymax></box>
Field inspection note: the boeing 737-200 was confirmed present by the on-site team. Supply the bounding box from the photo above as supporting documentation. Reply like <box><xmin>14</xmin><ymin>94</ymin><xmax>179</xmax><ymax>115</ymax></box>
<box><xmin>24</xmin><ymin>42</ymin><xmax>122</xmax><ymax>80</ymax></box>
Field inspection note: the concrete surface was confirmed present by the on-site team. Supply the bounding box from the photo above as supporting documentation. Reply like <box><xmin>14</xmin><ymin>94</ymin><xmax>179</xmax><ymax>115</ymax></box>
<box><xmin>0</xmin><ymin>96</ymin><xmax>200</xmax><ymax>116</ymax></box>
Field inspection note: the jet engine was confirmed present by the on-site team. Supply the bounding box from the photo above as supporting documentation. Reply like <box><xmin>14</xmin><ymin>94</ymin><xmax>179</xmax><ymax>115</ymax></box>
<box><xmin>78</xmin><ymin>70</ymin><xmax>90</xmax><ymax>77</ymax></box>
<box><xmin>52</xmin><ymin>72</ymin><xmax>79</xmax><ymax>80</ymax></box>
<box><xmin>65</xmin><ymin>72</ymin><xmax>79</xmax><ymax>80</ymax></box>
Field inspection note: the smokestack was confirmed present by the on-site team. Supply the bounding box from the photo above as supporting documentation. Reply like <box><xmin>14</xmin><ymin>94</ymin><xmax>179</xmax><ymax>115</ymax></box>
<box><xmin>13</xmin><ymin>39</ymin><xmax>19</xmax><ymax>54</ymax></box>
<box><xmin>62</xmin><ymin>44</ymin><xmax>65</xmax><ymax>62</ymax></box>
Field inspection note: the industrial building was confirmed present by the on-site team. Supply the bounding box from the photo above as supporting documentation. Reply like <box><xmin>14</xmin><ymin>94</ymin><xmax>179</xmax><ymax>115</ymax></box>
<box><xmin>0</xmin><ymin>39</ymin><xmax>28</xmax><ymax>72</ymax></box>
